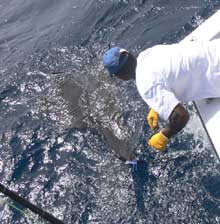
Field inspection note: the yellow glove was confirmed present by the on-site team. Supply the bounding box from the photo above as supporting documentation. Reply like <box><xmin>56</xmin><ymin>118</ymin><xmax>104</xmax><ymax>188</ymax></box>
<box><xmin>148</xmin><ymin>132</ymin><xmax>169</xmax><ymax>151</ymax></box>
<box><xmin>147</xmin><ymin>109</ymin><xmax>158</xmax><ymax>130</ymax></box>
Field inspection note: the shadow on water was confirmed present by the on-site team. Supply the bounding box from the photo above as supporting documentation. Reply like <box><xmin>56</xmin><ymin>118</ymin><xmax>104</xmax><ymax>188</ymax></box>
<box><xmin>10</xmin><ymin>125</ymin><xmax>47</xmax><ymax>182</ymax></box>
<box><xmin>128</xmin><ymin>160</ymin><xmax>156</xmax><ymax>214</ymax></box>
<box><xmin>0</xmin><ymin>85</ymin><xmax>19</xmax><ymax>102</ymax></box>
<box><xmin>200</xmin><ymin>174</ymin><xmax>220</xmax><ymax>216</ymax></box>
<box><xmin>131</xmin><ymin>161</ymin><xmax>149</xmax><ymax>213</ymax></box>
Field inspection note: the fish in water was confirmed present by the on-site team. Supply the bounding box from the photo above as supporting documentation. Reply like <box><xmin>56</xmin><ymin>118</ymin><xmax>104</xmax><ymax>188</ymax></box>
<box><xmin>59</xmin><ymin>74</ymin><xmax>144</xmax><ymax>161</ymax></box>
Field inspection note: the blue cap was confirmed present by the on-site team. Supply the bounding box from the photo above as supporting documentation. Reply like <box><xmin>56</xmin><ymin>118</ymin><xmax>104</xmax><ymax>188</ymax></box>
<box><xmin>103</xmin><ymin>47</ymin><xmax>128</xmax><ymax>76</ymax></box>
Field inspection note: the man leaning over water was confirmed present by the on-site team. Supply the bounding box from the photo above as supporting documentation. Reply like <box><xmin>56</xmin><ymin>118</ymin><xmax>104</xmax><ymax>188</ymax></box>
<box><xmin>102</xmin><ymin>40</ymin><xmax>220</xmax><ymax>151</ymax></box>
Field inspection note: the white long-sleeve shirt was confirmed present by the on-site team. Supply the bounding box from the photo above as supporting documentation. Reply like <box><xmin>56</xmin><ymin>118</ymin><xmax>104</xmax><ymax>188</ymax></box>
<box><xmin>136</xmin><ymin>40</ymin><xmax>220</xmax><ymax>120</ymax></box>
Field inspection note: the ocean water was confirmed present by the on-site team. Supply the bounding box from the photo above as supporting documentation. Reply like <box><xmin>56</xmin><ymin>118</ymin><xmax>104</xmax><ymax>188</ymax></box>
<box><xmin>1</xmin><ymin>0</ymin><xmax>220</xmax><ymax>223</ymax></box>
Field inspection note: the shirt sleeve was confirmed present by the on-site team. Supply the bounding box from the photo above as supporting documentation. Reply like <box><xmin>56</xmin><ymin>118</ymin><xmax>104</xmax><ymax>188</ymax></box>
<box><xmin>143</xmin><ymin>83</ymin><xmax>180</xmax><ymax>121</ymax></box>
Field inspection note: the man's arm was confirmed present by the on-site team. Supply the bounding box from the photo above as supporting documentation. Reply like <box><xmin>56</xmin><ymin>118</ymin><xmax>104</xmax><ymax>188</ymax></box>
<box><xmin>161</xmin><ymin>103</ymin><xmax>189</xmax><ymax>138</ymax></box>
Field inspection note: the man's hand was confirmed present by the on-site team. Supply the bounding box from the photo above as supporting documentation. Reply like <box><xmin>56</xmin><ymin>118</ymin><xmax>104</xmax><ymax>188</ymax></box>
<box><xmin>148</xmin><ymin>131</ymin><xmax>168</xmax><ymax>151</ymax></box>
<box><xmin>148</xmin><ymin>103</ymin><xmax>189</xmax><ymax>152</ymax></box>
<box><xmin>147</xmin><ymin>109</ymin><xmax>158</xmax><ymax>130</ymax></box>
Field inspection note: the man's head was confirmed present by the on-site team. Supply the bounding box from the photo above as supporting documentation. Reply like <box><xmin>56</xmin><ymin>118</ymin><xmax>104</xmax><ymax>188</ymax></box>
<box><xmin>102</xmin><ymin>47</ymin><xmax>137</xmax><ymax>80</ymax></box>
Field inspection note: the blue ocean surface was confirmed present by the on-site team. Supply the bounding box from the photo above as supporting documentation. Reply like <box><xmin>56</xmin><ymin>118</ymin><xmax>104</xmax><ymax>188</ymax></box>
<box><xmin>1</xmin><ymin>0</ymin><xmax>220</xmax><ymax>223</ymax></box>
